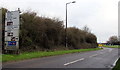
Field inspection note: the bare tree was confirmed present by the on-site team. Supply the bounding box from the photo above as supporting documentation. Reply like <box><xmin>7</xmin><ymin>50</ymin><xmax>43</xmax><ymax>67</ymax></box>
<box><xmin>108</xmin><ymin>36</ymin><xmax>118</xmax><ymax>45</ymax></box>
<box><xmin>83</xmin><ymin>25</ymin><xmax>91</xmax><ymax>33</ymax></box>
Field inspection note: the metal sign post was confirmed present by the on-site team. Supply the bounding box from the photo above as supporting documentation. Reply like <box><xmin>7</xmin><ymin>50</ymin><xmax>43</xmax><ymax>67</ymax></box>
<box><xmin>4</xmin><ymin>11</ymin><xmax>20</xmax><ymax>51</ymax></box>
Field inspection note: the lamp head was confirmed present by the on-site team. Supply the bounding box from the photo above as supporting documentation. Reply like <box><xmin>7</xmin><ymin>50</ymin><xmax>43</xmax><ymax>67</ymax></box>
<box><xmin>72</xmin><ymin>1</ymin><xmax>76</xmax><ymax>3</ymax></box>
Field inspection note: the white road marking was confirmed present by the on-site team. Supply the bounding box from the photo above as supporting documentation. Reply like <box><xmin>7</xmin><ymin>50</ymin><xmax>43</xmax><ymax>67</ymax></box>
<box><xmin>89</xmin><ymin>54</ymin><xmax>98</xmax><ymax>58</ymax></box>
<box><xmin>113</xmin><ymin>58</ymin><xmax>119</xmax><ymax>66</ymax></box>
<box><xmin>64</xmin><ymin>58</ymin><xmax>85</xmax><ymax>66</ymax></box>
<box><xmin>108</xmin><ymin>49</ymin><xmax>112</xmax><ymax>52</ymax></box>
<box><xmin>100</xmin><ymin>52</ymin><xmax>104</xmax><ymax>54</ymax></box>
<box><xmin>110</xmin><ymin>57</ymin><xmax>119</xmax><ymax>68</ymax></box>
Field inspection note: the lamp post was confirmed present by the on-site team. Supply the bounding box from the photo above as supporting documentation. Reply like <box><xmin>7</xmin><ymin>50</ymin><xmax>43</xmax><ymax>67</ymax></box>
<box><xmin>65</xmin><ymin>1</ymin><xmax>76</xmax><ymax>48</ymax></box>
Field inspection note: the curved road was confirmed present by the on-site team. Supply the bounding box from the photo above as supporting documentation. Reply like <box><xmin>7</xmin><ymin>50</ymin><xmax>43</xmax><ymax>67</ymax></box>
<box><xmin>2</xmin><ymin>47</ymin><xmax>119</xmax><ymax>69</ymax></box>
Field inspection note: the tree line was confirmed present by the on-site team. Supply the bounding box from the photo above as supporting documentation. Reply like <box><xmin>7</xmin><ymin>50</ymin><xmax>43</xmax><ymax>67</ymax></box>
<box><xmin>107</xmin><ymin>36</ymin><xmax>120</xmax><ymax>45</ymax></box>
<box><xmin>1</xmin><ymin>8</ymin><xmax>98</xmax><ymax>52</ymax></box>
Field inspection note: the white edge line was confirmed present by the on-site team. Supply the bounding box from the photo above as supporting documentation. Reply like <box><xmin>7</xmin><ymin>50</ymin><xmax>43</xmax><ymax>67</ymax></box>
<box><xmin>64</xmin><ymin>58</ymin><xmax>84</xmax><ymax>66</ymax></box>
<box><xmin>113</xmin><ymin>58</ymin><xmax>119</xmax><ymax>67</ymax></box>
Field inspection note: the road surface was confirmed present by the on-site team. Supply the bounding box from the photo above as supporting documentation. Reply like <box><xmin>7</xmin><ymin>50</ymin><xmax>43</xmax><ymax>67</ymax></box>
<box><xmin>2</xmin><ymin>47</ymin><xmax>119</xmax><ymax>69</ymax></box>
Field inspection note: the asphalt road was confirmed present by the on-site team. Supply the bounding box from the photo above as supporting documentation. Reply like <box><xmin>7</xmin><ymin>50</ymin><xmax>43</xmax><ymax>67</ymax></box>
<box><xmin>2</xmin><ymin>47</ymin><xmax>119</xmax><ymax>69</ymax></box>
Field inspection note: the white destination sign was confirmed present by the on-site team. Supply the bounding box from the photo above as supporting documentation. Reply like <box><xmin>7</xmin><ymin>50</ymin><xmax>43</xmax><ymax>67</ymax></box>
<box><xmin>4</xmin><ymin>11</ymin><xmax>20</xmax><ymax>50</ymax></box>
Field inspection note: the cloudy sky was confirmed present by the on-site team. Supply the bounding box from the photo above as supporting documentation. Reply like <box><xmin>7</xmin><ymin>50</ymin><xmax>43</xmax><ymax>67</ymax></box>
<box><xmin>0</xmin><ymin>0</ymin><xmax>119</xmax><ymax>43</ymax></box>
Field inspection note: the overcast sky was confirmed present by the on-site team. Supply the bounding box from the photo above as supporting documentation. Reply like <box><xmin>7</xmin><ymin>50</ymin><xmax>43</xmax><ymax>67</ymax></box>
<box><xmin>0</xmin><ymin>0</ymin><xmax>119</xmax><ymax>43</ymax></box>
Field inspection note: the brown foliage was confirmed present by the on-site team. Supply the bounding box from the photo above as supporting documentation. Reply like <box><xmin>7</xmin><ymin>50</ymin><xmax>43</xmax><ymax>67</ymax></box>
<box><xmin>1</xmin><ymin>9</ymin><xmax>97</xmax><ymax>52</ymax></box>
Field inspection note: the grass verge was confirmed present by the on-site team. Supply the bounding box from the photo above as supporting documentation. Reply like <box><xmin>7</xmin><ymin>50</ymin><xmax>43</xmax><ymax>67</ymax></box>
<box><xmin>103</xmin><ymin>45</ymin><xmax>120</xmax><ymax>48</ymax></box>
<box><xmin>2</xmin><ymin>48</ymin><xmax>102</xmax><ymax>62</ymax></box>
<box><xmin>0</xmin><ymin>55</ymin><xmax>1</xmax><ymax>62</ymax></box>
<box><xmin>113</xmin><ymin>58</ymin><xmax>120</xmax><ymax>70</ymax></box>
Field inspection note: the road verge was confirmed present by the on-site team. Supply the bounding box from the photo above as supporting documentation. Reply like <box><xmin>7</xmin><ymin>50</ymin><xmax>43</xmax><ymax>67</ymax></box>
<box><xmin>2</xmin><ymin>48</ymin><xmax>102</xmax><ymax>63</ymax></box>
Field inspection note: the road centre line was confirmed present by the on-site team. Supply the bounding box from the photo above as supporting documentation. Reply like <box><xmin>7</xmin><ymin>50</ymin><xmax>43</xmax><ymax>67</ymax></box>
<box><xmin>64</xmin><ymin>58</ymin><xmax>85</xmax><ymax>66</ymax></box>
<box><xmin>109</xmin><ymin>49</ymin><xmax>112</xmax><ymax>52</ymax></box>
<box><xmin>64</xmin><ymin>48</ymin><xmax>109</xmax><ymax>66</ymax></box>
<box><xmin>89</xmin><ymin>54</ymin><xmax>98</xmax><ymax>58</ymax></box>
<box><xmin>99</xmin><ymin>52</ymin><xmax>104</xmax><ymax>54</ymax></box>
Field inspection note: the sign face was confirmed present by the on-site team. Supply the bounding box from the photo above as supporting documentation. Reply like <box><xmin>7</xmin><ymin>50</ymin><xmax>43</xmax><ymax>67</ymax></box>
<box><xmin>98</xmin><ymin>44</ymin><xmax>103</xmax><ymax>47</ymax></box>
<box><xmin>8</xmin><ymin>41</ymin><xmax>16</xmax><ymax>46</ymax></box>
<box><xmin>4</xmin><ymin>11</ymin><xmax>19</xmax><ymax>50</ymax></box>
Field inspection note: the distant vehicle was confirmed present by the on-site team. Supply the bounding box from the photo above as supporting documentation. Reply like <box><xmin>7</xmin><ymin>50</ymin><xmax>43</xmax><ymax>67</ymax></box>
<box><xmin>98</xmin><ymin>44</ymin><xmax>103</xmax><ymax>49</ymax></box>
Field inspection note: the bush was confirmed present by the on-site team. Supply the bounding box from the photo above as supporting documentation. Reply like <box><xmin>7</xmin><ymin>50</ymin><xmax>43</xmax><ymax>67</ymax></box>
<box><xmin>67</xmin><ymin>27</ymin><xmax>97</xmax><ymax>49</ymax></box>
<box><xmin>20</xmin><ymin>11</ymin><xmax>65</xmax><ymax>51</ymax></box>
<box><xmin>19</xmin><ymin>11</ymin><xmax>97</xmax><ymax>51</ymax></box>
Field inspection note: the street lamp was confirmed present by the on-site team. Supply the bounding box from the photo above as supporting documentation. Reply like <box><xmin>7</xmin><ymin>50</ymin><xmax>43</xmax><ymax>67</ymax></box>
<box><xmin>65</xmin><ymin>1</ymin><xmax>76</xmax><ymax>48</ymax></box>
